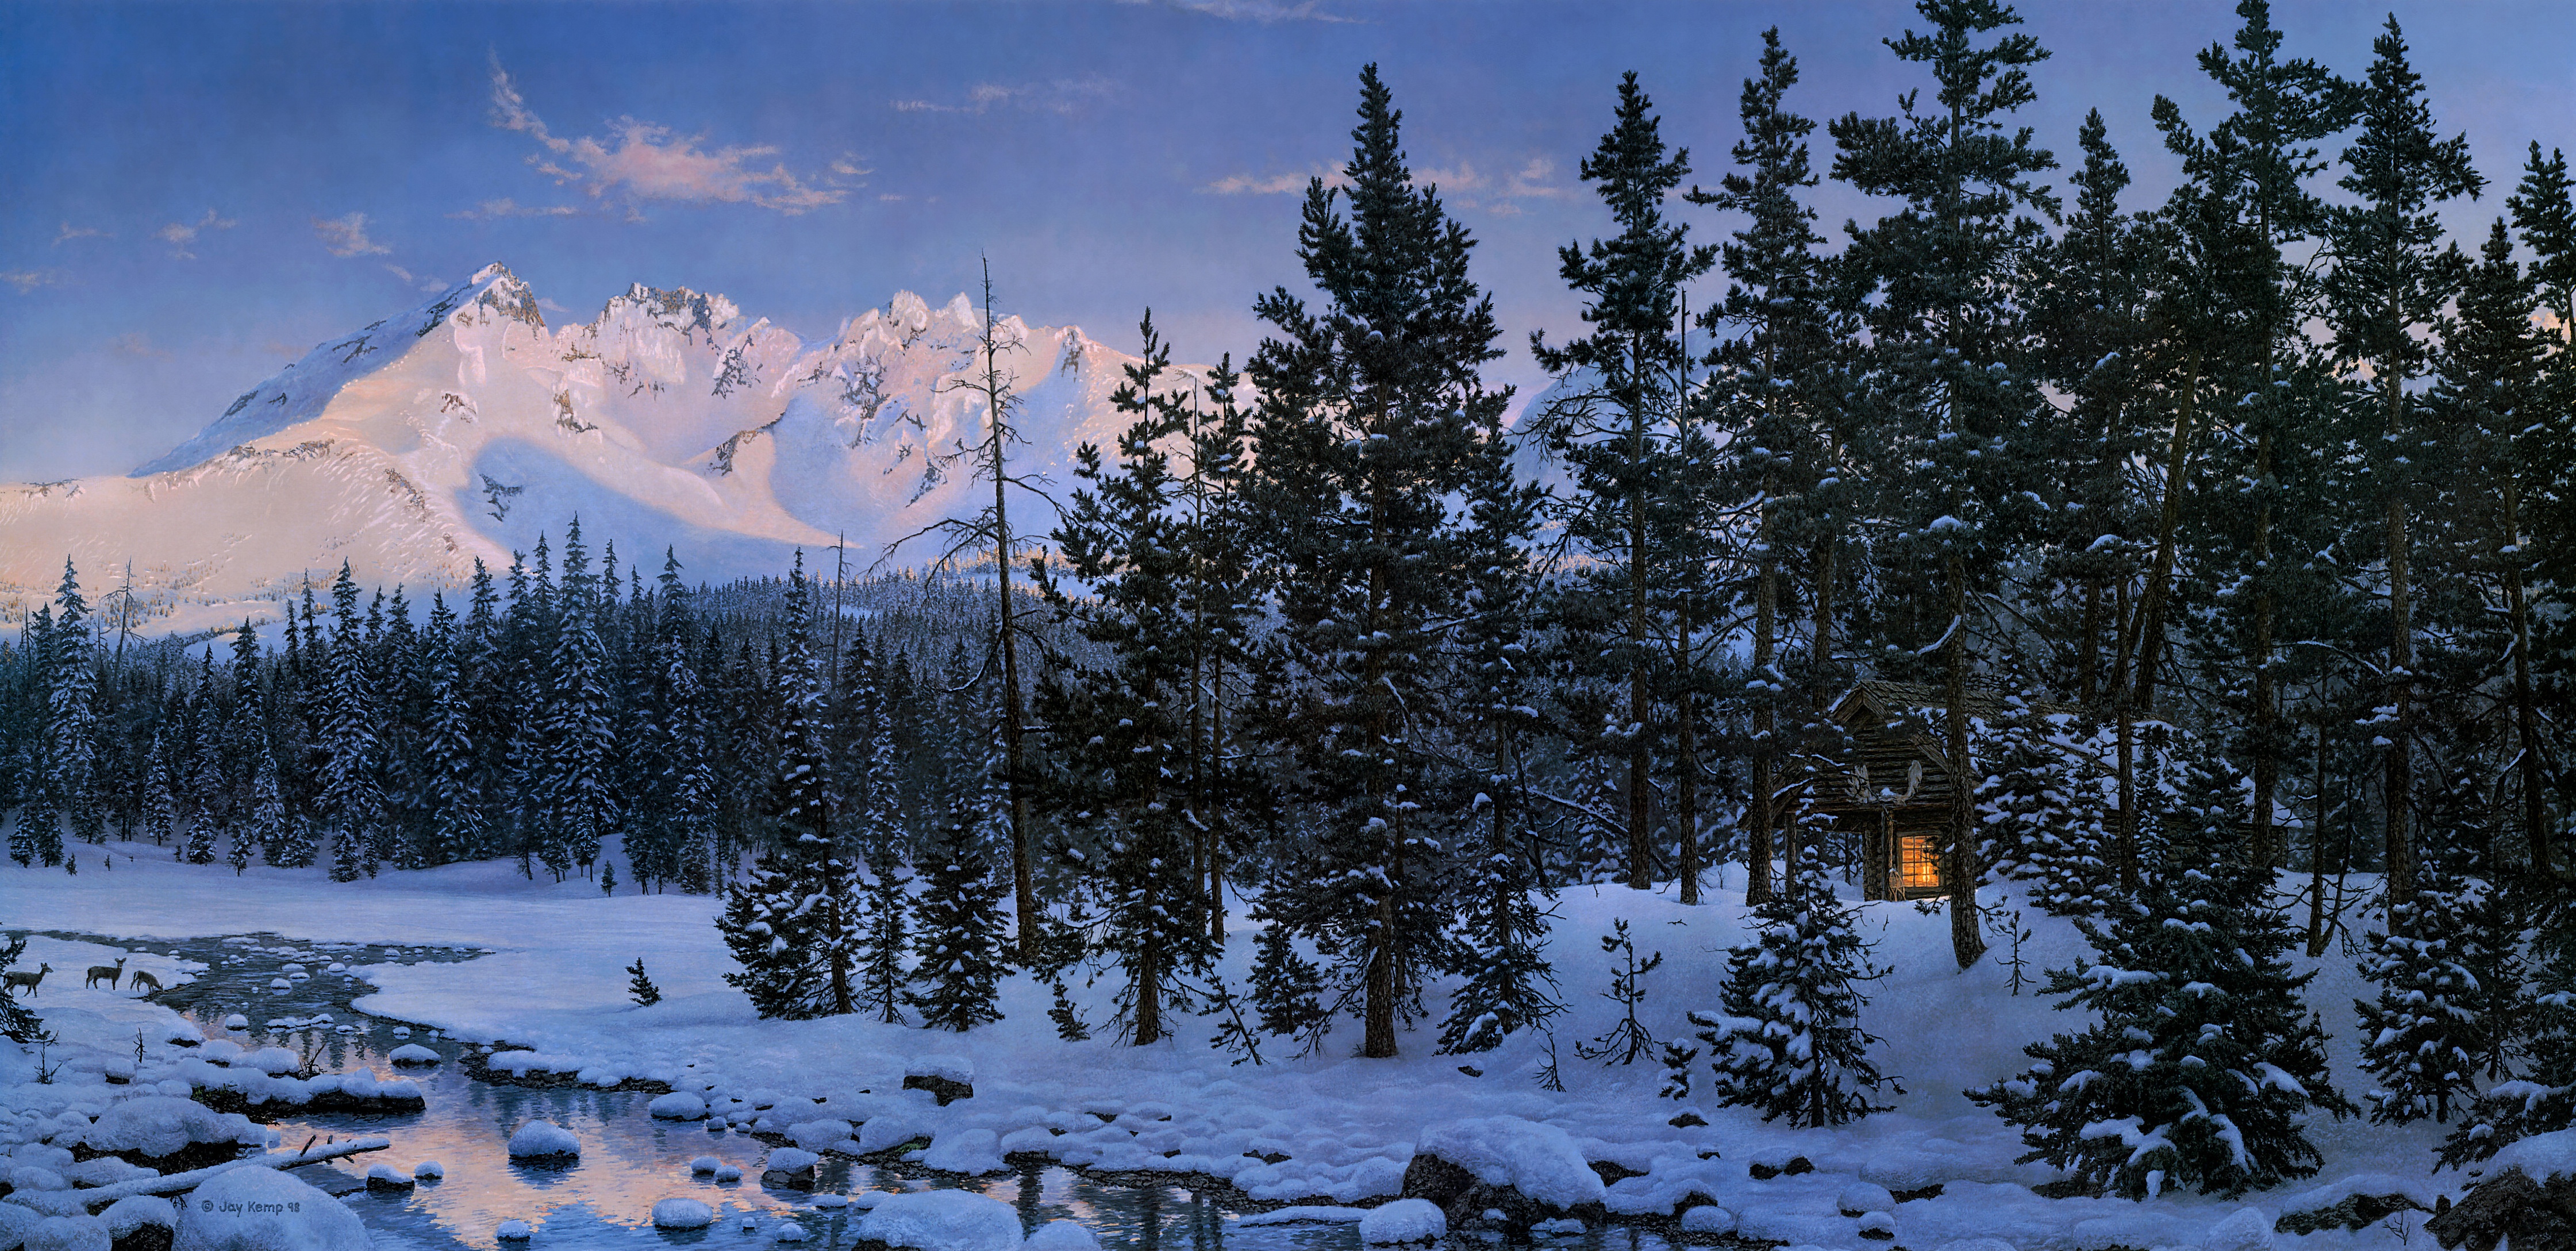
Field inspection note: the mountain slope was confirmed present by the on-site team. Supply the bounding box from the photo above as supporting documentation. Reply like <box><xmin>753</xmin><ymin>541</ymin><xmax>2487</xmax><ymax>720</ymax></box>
<box><xmin>1</xmin><ymin>264</ymin><xmax>1175</xmax><ymax>632</ymax></box>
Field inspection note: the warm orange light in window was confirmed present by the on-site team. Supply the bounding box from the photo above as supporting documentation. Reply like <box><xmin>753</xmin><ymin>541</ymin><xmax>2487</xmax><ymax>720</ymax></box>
<box><xmin>1894</xmin><ymin>834</ymin><xmax>1943</xmax><ymax>894</ymax></box>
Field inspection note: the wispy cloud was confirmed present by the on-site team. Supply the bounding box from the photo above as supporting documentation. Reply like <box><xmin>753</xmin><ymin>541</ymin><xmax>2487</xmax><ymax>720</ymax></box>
<box><xmin>3</xmin><ymin>269</ymin><xmax>64</xmax><ymax>294</ymax></box>
<box><xmin>53</xmin><ymin>223</ymin><xmax>107</xmax><ymax>246</ymax></box>
<box><xmin>113</xmin><ymin>333</ymin><xmax>169</xmax><ymax>359</ymax></box>
<box><xmin>1124</xmin><ymin>0</ymin><xmax>1360</xmax><ymax>23</ymax></box>
<box><xmin>448</xmin><ymin>197</ymin><xmax>583</xmax><ymax>221</ymax></box>
<box><xmin>1202</xmin><ymin>156</ymin><xmax>1567</xmax><ymax>211</ymax></box>
<box><xmin>382</xmin><ymin>263</ymin><xmax>446</xmax><ymax>292</ymax></box>
<box><xmin>891</xmin><ymin>76</ymin><xmax>1116</xmax><ymax>117</ymax></box>
<box><xmin>313</xmin><ymin>211</ymin><xmax>393</xmax><ymax>257</ymax></box>
<box><xmin>1201</xmin><ymin>164</ymin><xmax>1349</xmax><ymax>195</ymax></box>
<box><xmin>156</xmin><ymin>209</ymin><xmax>237</xmax><ymax>259</ymax></box>
<box><xmin>490</xmin><ymin>55</ymin><xmax>843</xmax><ymax>215</ymax></box>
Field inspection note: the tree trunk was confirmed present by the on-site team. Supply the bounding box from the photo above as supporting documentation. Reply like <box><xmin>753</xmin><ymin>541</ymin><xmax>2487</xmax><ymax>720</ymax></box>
<box><xmin>2128</xmin><ymin>348</ymin><xmax>2202</xmax><ymax>717</ymax></box>
<box><xmin>1748</xmin><ymin>481</ymin><xmax>1778</xmax><ymax>909</ymax></box>
<box><xmin>2503</xmin><ymin>479</ymin><xmax>2552</xmax><ymax>876</ymax></box>
<box><xmin>2251</xmin><ymin>429</ymin><xmax>2278</xmax><ymax>868</ymax></box>
<box><xmin>2309</xmin><ymin>711</ymin><xmax>2331</xmax><ymax>957</ymax></box>
<box><xmin>983</xmin><ymin>286</ymin><xmax>1038</xmax><ymax>963</ymax></box>
<box><xmin>1133</xmin><ymin>929</ymin><xmax>1162</xmax><ymax>1046</ymax></box>
<box><xmin>1943</xmin><ymin>555</ymin><xmax>1985</xmax><ymax>970</ymax></box>
<box><xmin>2381</xmin><ymin>344</ymin><xmax>2415</xmax><ymax>918</ymax></box>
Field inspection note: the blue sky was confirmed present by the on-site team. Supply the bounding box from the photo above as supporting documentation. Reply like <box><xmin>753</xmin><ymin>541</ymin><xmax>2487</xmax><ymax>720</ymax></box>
<box><xmin>3</xmin><ymin>0</ymin><xmax>2569</xmax><ymax>483</ymax></box>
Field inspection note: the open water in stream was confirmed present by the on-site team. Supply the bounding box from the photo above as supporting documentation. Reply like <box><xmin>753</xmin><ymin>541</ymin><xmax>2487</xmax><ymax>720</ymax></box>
<box><xmin>121</xmin><ymin>934</ymin><xmax>1693</xmax><ymax>1251</ymax></box>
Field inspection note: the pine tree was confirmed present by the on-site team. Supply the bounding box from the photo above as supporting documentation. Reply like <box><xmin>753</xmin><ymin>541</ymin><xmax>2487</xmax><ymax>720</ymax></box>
<box><xmin>9</xmin><ymin>606</ymin><xmax>59</xmax><ymax>868</ymax></box>
<box><xmin>142</xmin><ymin>725</ymin><xmax>180</xmax><ymax>850</ymax></box>
<box><xmin>184</xmin><ymin>661</ymin><xmax>224</xmax><ymax>866</ymax></box>
<box><xmin>319</xmin><ymin>563</ymin><xmax>382</xmax><ymax>882</ymax></box>
<box><xmin>253</xmin><ymin>750</ymin><xmax>304</xmax><ymax>868</ymax></box>
<box><xmin>47</xmin><ymin>561</ymin><xmax>99</xmax><ymax>857</ymax></box>
<box><xmin>1247</xmin><ymin>917</ymin><xmax>1328</xmax><ymax>1046</ymax></box>
<box><xmin>859</xmin><ymin>860</ymin><xmax>912</xmax><ymax>1024</ymax></box>
<box><xmin>1694</xmin><ymin>29</ymin><xmax>1847</xmax><ymax>909</ymax></box>
<box><xmin>1244</xmin><ymin>64</ymin><xmax>1506</xmax><ymax>1058</ymax></box>
<box><xmin>1439</xmin><ymin>374</ymin><xmax>1559</xmax><ymax>1056</ymax></box>
<box><xmin>1529</xmin><ymin>71</ymin><xmax>1717</xmax><ymax>895</ymax></box>
<box><xmin>714</xmin><ymin>555</ymin><xmax>860</xmax><ymax>1019</ymax></box>
<box><xmin>1037</xmin><ymin>312</ymin><xmax>1224</xmax><ymax>1045</ymax></box>
<box><xmin>546</xmin><ymin>519</ymin><xmax>616</xmax><ymax>880</ymax></box>
<box><xmin>1687</xmin><ymin>832</ymin><xmax>1896</xmax><ymax>1126</ymax></box>
<box><xmin>626</xmin><ymin>958</ymin><xmax>662</xmax><ymax>1007</ymax></box>
<box><xmin>1970</xmin><ymin>755</ymin><xmax>2353</xmax><ymax>1199</ymax></box>
<box><xmin>1829</xmin><ymin>0</ymin><xmax>2060</xmax><ymax>968</ymax></box>
<box><xmin>2321</xmin><ymin>16</ymin><xmax>2483</xmax><ymax>915</ymax></box>
<box><xmin>1975</xmin><ymin>706</ymin><xmax>2114</xmax><ymax>915</ymax></box>
<box><xmin>2442</xmin><ymin>904</ymin><xmax>2576</xmax><ymax>1165</ymax></box>
<box><xmin>2355</xmin><ymin>759</ymin><xmax>2507</xmax><ymax>1125</ymax></box>
<box><xmin>421</xmin><ymin>592</ymin><xmax>487</xmax><ymax>867</ymax></box>
<box><xmin>906</xmin><ymin>797</ymin><xmax>1010</xmax><ymax>1032</ymax></box>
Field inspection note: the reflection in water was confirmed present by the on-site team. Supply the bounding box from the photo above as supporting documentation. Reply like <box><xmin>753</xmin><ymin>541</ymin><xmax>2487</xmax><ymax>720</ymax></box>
<box><xmin>144</xmin><ymin>935</ymin><xmax>1679</xmax><ymax>1251</ymax></box>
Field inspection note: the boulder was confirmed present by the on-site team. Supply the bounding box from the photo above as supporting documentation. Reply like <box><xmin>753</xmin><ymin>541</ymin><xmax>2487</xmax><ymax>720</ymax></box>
<box><xmin>2198</xmin><ymin>1207</ymin><xmax>2274</xmax><ymax>1251</ymax></box>
<box><xmin>651</xmin><ymin>1198</ymin><xmax>714</xmax><ymax>1230</ymax></box>
<box><xmin>646</xmin><ymin>1093</ymin><xmax>708</xmax><ymax>1121</ymax></box>
<box><xmin>1401</xmin><ymin>1117</ymin><xmax>1605</xmax><ymax>1231</ymax></box>
<box><xmin>1024</xmin><ymin>1220</ymin><xmax>1100</xmax><ymax>1251</ymax></box>
<box><xmin>24</xmin><ymin>1215</ymin><xmax>110</xmax><ymax>1251</ymax></box>
<box><xmin>1677</xmin><ymin>1206</ymin><xmax>1736</xmax><ymax>1237</ymax></box>
<box><xmin>1359</xmin><ymin>1200</ymin><xmax>1445</xmax><ymax>1245</ymax></box>
<box><xmin>505</xmin><ymin>1122</ymin><xmax>578</xmax><ymax>1160</ymax></box>
<box><xmin>2425</xmin><ymin>1165</ymin><xmax>2576</xmax><ymax>1251</ymax></box>
<box><xmin>171</xmin><ymin>1165</ymin><xmax>369</xmax><ymax>1251</ymax></box>
<box><xmin>902</xmin><ymin>1058</ymin><xmax>975</xmax><ymax>1106</ymax></box>
<box><xmin>852</xmin><ymin>1189</ymin><xmax>1023</xmax><ymax>1251</ymax></box>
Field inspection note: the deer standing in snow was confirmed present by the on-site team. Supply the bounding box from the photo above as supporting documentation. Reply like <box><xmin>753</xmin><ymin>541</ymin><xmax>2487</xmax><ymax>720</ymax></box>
<box><xmin>128</xmin><ymin>970</ymin><xmax>164</xmax><ymax>996</ymax></box>
<box><xmin>86</xmin><ymin>956</ymin><xmax>126</xmax><ymax>990</ymax></box>
<box><xmin>5</xmin><ymin>964</ymin><xmax>51</xmax><ymax>996</ymax></box>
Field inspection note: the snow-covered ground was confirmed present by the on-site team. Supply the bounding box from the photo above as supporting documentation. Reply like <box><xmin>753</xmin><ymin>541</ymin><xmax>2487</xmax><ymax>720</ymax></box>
<box><xmin>1</xmin><ymin>841</ymin><xmax>2467</xmax><ymax>1249</ymax></box>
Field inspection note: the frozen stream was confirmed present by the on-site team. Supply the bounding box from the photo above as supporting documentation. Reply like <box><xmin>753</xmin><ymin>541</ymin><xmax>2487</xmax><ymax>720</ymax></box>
<box><xmin>125</xmin><ymin>934</ymin><xmax>1697</xmax><ymax>1251</ymax></box>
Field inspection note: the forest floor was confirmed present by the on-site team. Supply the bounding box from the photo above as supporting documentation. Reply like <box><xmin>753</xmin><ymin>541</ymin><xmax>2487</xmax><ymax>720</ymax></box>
<box><xmin>1</xmin><ymin>838</ymin><xmax>2474</xmax><ymax>1250</ymax></box>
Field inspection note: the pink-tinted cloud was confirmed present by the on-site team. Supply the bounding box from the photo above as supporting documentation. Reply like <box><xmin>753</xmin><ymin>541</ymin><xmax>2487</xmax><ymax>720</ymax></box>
<box><xmin>3</xmin><ymin>269</ymin><xmax>65</xmax><ymax>293</ymax></box>
<box><xmin>448</xmin><ymin>197</ymin><xmax>582</xmax><ymax>221</ymax></box>
<box><xmin>1201</xmin><ymin>164</ymin><xmax>1349</xmax><ymax>195</ymax></box>
<box><xmin>52</xmin><ymin>223</ymin><xmax>107</xmax><ymax>246</ymax></box>
<box><xmin>490</xmin><ymin>57</ymin><xmax>844</xmax><ymax>215</ymax></box>
<box><xmin>313</xmin><ymin>211</ymin><xmax>392</xmax><ymax>257</ymax></box>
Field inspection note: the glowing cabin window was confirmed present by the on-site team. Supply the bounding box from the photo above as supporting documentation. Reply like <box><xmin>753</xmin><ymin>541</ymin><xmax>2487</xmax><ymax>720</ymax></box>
<box><xmin>1894</xmin><ymin>834</ymin><xmax>1944</xmax><ymax>894</ymax></box>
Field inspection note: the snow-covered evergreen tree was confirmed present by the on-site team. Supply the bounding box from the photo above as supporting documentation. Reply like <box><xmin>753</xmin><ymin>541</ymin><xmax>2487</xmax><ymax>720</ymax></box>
<box><xmin>545</xmin><ymin>519</ymin><xmax>616</xmax><ymax>880</ymax></box>
<box><xmin>715</xmin><ymin>555</ymin><xmax>860</xmax><ymax>1018</ymax></box>
<box><xmin>47</xmin><ymin>561</ymin><xmax>99</xmax><ymax>857</ymax></box>
<box><xmin>252</xmin><ymin>750</ymin><xmax>301</xmax><ymax>867</ymax></box>
<box><xmin>2356</xmin><ymin>759</ymin><xmax>2508</xmax><ymax>1123</ymax></box>
<box><xmin>2443</xmin><ymin>904</ymin><xmax>2576</xmax><ymax>1165</ymax></box>
<box><xmin>1970</xmin><ymin>755</ymin><xmax>2353</xmax><ymax>1198</ymax></box>
<box><xmin>421</xmin><ymin>592</ymin><xmax>486</xmax><ymax>868</ymax></box>
<box><xmin>859</xmin><ymin>860</ymin><xmax>912</xmax><ymax>1024</ymax></box>
<box><xmin>1977</xmin><ymin>707</ymin><xmax>2114</xmax><ymax>915</ymax></box>
<box><xmin>319</xmin><ymin>563</ymin><xmax>382</xmax><ymax>882</ymax></box>
<box><xmin>142</xmin><ymin>725</ymin><xmax>179</xmax><ymax>850</ymax></box>
<box><xmin>9</xmin><ymin>605</ymin><xmax>60</xmax><ymax>868</ymax></box>
<box><xmin>1686</xmin><ymin>822</ymin><xmax>1894</xmax><ymax>1126</ymax></box>
<box><xmin>906</xmin><ymin>796</ymin><xmax>1010</xmax><ymax>1032</ymax></box>
<box><xmin>184</xmin><ymin>662</ymin><xmax>224</xmax><ymax>866</ymax></box>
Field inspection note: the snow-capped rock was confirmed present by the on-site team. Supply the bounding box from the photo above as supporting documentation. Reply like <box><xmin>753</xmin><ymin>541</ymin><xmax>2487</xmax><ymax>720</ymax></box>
<box><xmin>651</xmin><ymin>1198</ymin><xmax>715</xmax><ymax>1229</ymax></box>
<box><xmin>506</xmin><ymin>1121</ymin><xmax>579</xmax><ymax>1159</ymax></box>
<box><xmin>852</xmin><ymin>1189</ymin><xmax>1025</xmax><ymax>1251</ymax></box>
<box><xmin>172</xmin><ymin>1163</ymin><xmax>369</xmax><ymax>1250</ymax></box>
<box><xmin>1360</xmin><ymin>1199</ymin><xmax>1447</xmax><ymax>1245</ymax></box>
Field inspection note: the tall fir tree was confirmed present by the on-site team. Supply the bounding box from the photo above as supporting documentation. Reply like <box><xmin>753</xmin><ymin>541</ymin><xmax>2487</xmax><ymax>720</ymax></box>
<box><xmin>2355</xmin><ymin>757</ymin><xmax>2509</xmax><ymax>1125</ymax></box>
<box><xmin>319</xmin><ymin>563</ymin><xmax>382</xmax><ymax>882</ymax></box>
<box><xmin>1694</xmin><ymin>29</ymin><xmax>1849</xmax><ymax>908</ymax></box>
<box><xmin>2321</xmin><ymin>16</ymin><xmax>2482</xmax><ymax>915</ymax></box>
<box><xmin>48</xmin><ymin>560</ymin><xmax>99</xmax><ymax>857</ymax></box>
<box><xmin>421</xmin><ymin>592</ymin><xmax>487</xmax><ymax>867</ymax></box>
<box><xmin>1529</xmin><ymin>71</ymin><xmax>1718</xmax><ymax>896</ymax></box>
<box><xmin>1829</xmin><ymin>0</ymin><xmax>2060</xmax><ymax>967</ymax></box>
<box><xmin>1244</xmin><ymin>64</ymin><xmax>1508</xmax><ymax>1057</ymax></box>
<box><xmin>545</xmin><ymin>519</ymin><xmax>616</xmax><ymax>880</ymax></box>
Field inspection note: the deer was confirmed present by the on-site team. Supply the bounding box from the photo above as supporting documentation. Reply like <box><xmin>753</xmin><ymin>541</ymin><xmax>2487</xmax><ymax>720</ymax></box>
<box><xmin>128</xmin><ymin>970</ymin><xmax>164</xmax><ymax>996</ymax></box>
<box><xmin>86</xmin><ymin>956</ymin><xmax>127</xmax><ymax>990</ymax></box>
<box><xmin>4</xmin><ymin>964</ymin><xmax>52</xmax><ymax>997</ymax></box>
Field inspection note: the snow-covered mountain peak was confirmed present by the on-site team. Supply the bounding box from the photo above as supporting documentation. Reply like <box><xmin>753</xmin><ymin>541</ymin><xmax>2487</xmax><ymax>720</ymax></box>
<box><xmin>9</xmin><ymin>268</ymin><xmax>1178</xmax><ymax>631</ymax></box>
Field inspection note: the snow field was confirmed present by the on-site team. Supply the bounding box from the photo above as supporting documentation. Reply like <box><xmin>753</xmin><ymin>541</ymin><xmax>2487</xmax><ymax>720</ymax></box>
<box><xmin>0</xmin><ymin>848</ymin><xmax>2492</xmax><ymax>1250</ymax></box>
